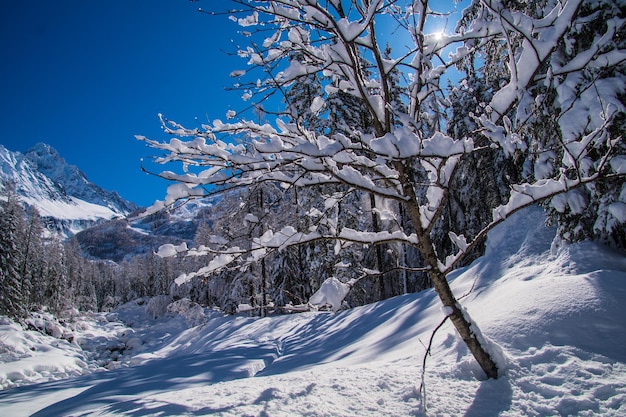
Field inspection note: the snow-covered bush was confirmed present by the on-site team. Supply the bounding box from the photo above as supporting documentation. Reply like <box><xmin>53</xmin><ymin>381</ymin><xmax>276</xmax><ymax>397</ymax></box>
<box><xmin>166</xmin><ymin>298</ymin><xmax>206</xmax><ymax>326</ymax></box>
<box><xmin>308</xmin><ymin>277</ymin><xmax>351</xmax><ymax>312</ymax></box>
<box><xmin>100</xmin><ymin>296</ymin><xmax>123</xmax><ymax>312</ymax></box>
<box><xmin>146</xmin><ymin>295</ymin><xmax>172</xmax><ymax>320</ymax></box>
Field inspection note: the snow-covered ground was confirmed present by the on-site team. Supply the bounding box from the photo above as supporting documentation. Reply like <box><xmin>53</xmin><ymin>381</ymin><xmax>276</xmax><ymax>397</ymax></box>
<box><xmin>0</xmin><ymin>207</ymin><xmax>625</xmax><ymax>416</ymax></box>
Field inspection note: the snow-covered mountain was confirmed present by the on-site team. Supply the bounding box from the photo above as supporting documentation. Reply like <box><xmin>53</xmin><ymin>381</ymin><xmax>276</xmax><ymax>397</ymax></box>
<box><xmin>0</xmin><ymin>143</ymin><xmax>137</xmax><ymax>236</ymax></box>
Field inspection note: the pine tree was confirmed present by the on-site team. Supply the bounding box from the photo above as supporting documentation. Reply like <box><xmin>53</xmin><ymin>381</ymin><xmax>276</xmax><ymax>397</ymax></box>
<box><xmin>20</xmin><ymin>207</ymin><xmax>45</xmax><ymax>311</ymax></box>
<box><xmin>0</xmin><ymin>188</ymin><xmax>26</xmax><ymax>319</ymax></box>
<box><xmin>44</xmin><ymin>239</ymin><xmax>69</xmax><ymax>313</ymax></box>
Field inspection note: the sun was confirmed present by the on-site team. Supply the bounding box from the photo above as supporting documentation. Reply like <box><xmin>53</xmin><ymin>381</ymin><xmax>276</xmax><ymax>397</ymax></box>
<box><xmin>432</xmin><ymin>31</ymin><xmax>445</xmax><ymax>42</ymax></box>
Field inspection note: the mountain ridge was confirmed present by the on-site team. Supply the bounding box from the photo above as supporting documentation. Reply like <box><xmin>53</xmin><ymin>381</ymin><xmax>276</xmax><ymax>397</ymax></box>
<box><xmin>0</xmin><ymin>142</ymin><xmax>213</xmax><ymax>261</ymax></box>
<box><xmin>24</xmin><ymin>142</ymin><xmax>137</xmax><ymax>214</ymax></box>
<box><xmin>0</xmin><ymin>143</ymin><xmax>138</xmax><ymax>237</ymax></box>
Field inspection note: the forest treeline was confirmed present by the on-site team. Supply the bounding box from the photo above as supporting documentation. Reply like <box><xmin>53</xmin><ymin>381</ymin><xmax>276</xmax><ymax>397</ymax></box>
<box><xmin>0</xmin><ymin>181</ymin><xmax>437</xmax><ymax>320</ymax></box>
<box><xmin>0</xmin><ymin>187</ymin><xmax>177</xmax><ymax>320</ymax></box>
<box><xmin>0</xmin><ymin>136</ymin><xmax>581</xmax><ymax>321</ymax></box>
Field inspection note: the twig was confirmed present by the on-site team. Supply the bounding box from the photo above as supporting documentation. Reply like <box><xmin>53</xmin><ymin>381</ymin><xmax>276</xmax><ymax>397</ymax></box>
<box><xmin>458</xmin><ymin>275</ymin><xmax>479</xmax><ymax>300</ymax></box>
<box><xmin>419</xmin><ymin>315</ymin><xmax>450</xmax><ymax>413</ymax></box>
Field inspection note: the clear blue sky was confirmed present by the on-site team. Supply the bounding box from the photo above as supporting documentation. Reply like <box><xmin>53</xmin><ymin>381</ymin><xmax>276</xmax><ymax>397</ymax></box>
<box><xmin>0</xmin><ymin>1</ymin><xmax>467</xmax><ymax>208</ymax></box>
<box><xmin>0</xmin><ymin>1</ymin><xmax>244</xmax><ymax>207</ymax></box>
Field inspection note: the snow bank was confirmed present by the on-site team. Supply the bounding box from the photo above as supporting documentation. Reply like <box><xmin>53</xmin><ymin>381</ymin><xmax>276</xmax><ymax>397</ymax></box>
<box><xmin>0</xmin><ymin>311</ymin><xmax>131</xmax><ymax>390</ymax></box>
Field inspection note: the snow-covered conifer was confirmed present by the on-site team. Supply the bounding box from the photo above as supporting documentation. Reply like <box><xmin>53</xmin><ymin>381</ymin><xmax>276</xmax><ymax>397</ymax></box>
<box><xmin>0</xmin><ymin>187</ymin><xmax>27</xmax><ymax>319</ymax></box>
<box><xmin>20</xmin><ymin>206</ymin><xmax>45</xmax><ymax>311</ymax></box>
<box><xmin>44</xmin><ymin>239</ymin><xmax>69</xmax><ymax>314</ymax></box>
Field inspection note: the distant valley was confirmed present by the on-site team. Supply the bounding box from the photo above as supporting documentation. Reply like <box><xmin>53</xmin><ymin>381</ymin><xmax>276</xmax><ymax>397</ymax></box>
<box><xmin>0</xmin><ymin>143</ymin><xmax>210</xmax><ymax>262</ymax></box>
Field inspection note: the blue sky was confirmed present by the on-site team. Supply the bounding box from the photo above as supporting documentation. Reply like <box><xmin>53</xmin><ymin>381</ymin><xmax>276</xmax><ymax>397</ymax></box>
<box><xmin>0</xmin><ymin>1</ymin><xmax>467</xmax><ymax>208</ymax></box>
<box><xmin>0</xmin><ymin>1</ymin><xmax>244</xmax><ymax>207</ymax></box>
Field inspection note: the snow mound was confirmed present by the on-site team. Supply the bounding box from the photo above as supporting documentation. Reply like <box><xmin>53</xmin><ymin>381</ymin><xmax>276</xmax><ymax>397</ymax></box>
<box><xmin>308</xmin><ymin>276</ymin><xmax>351</xmax><ymax>311</ymax></box>
<box><xmin>0</xmin><ymin>311</ymin><xmax>132</xmax><ymax>390</ymax></box>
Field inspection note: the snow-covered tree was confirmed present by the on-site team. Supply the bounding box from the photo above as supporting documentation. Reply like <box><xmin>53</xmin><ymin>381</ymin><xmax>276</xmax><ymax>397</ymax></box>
<box><xmin>20</xmin><ymin>207</ymin><xmax>46</xmax><ymax>311</ymax></box>
<box><xmin>44</xmin><ymin>239</ymin><xmax>69</xmax><ymax>314</ymax></box>
<box><xmin>140</xmin><ymin>0</ymin><xmax>626</xmax><ymax>379</ymax></box>
<box><xmin>0</xmin><ymin>188</ymin><xmax>27</xmax><ymax>319</ymax></box>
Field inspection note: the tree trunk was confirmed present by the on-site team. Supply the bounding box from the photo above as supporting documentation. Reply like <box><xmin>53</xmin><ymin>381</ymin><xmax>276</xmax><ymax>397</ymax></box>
<box><xmin>428</xmin><ymin>268</ymin><xmax>499</xmax><ymax>379</ymax></box>
<box><xmin>261</xmin><ymin>257</ymin><xmax>267</xmax><ymax>318</ymax></box>
<box><xmin>418</xmin><ymin>222</ymin><xmax>498</xmax><ymax>378</ymax></box>
<box><xmin>412</xmin><ymin>211</ymin><xmax>498</xmax><ymax>378</ymax></box>
<box><xmin>369</xmin><ymin>193</ymin><xmax>387</xmax><ymax>299</ymax></box>
<box><xmin>397</xmin><ymin>162</ymin><xmax>499</xmax><ymax>379</ymax></box>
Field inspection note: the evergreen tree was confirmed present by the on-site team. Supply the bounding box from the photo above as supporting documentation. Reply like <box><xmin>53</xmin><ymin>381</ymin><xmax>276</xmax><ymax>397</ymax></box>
<box><xmin>0</xmin><ymin>189</ymin><xmax>26</xmax><ymax>319</ymax></box>
<box><xmin>20</xmin><ymin>207</ymin><xmax>45</xmax><ymax>311</ymax></box>
<box><xmin>44</xmin><ymin>239</ymin><xmax>69</xmax><ymax>313</ymax></box>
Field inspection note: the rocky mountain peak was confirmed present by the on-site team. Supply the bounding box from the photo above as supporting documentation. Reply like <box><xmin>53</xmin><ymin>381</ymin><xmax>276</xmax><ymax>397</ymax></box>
<box><xmin>0</xmin><ymin>143</ymin><xmax>138</xmax><ymax>237</ymax></box>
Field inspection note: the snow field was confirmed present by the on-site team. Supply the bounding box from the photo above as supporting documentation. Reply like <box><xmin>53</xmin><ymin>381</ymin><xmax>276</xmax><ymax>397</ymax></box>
<box><xmin>0</xmin><ymin>207</ymin><xmax>625</xmax><ymax>416</ymax></box>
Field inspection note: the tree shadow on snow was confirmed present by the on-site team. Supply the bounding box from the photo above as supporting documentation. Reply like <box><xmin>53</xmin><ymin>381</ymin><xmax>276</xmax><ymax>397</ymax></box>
<box><xmin>463</xmin><ymin>377</ymin><xmax>513</xmax><ymax>417</ymax></box>
<box><xmin>259</xmin><ymin>293</ymin><xmax>438</xmax><ymax>376</ymax></box>
<box><xmin>20</xmin><ymin>344</ymin><xmax>278</xmax><ymax>417</ymax></box>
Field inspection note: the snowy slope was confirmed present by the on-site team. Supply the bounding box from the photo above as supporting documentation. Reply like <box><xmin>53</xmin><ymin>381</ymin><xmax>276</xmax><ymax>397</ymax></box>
<box><xmin>24</xmin><ymin>143</ymin><xmax>136</xmax><ymax>215</ymax></box>
<box><xmin>0</xmin><ymin>207</ymin><xmax>625</xmax><ymax>416</ymax></box>
<box><xmin>0</xmin><ymin>143</ymin><xmax>137</xmax><ymax>236</ymax></box>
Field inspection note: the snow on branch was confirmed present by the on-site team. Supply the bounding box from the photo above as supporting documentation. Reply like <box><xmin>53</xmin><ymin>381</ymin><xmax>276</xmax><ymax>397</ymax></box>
<box><xmin>439</xmin><ymin>171</ymin><xmax>625</xmax><ymax>273</ymax></box>
<box><xmin>140</xmin><ymin>0</ymin><xmax>625</xmax><ymax>291</ymax></box>
<box><xmin>486</xmin><ymin>0</ymin><xmax>584</xmax><ymax>121</ymax></box>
